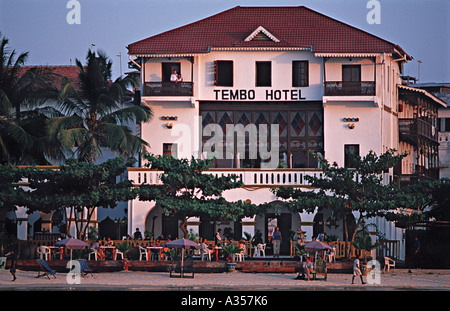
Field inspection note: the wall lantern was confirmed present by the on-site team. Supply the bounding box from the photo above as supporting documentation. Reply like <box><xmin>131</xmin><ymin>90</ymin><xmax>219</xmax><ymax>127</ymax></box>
<box><xmin>161</xmin><ymin>116</ymin><xmax>178</xmax><ymax>121</ymax></box>
<box><xmin>166</xmin><ymin>123</ymin><xmax>173</xmax><ymax>129</ymax></box>
<box><xmin>342</xmin><ymin>117</ymin><xmax>359</xmax><ymax>122</ymax></box>
<box><xmin>342</xmin><ymin>117</ymin><xmax>359</xmax><ymax>129</ymax></box>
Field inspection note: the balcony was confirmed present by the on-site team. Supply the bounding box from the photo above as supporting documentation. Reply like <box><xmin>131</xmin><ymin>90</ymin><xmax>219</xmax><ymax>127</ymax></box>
<box><xmin>143</xmin><ymin>82</ymin><xmax>193</xmax><ymax>97</ymax></box>
<box><xmin>324</xmin><ymin>81</ymin><xmax>375</xmax><ymax>96</ymax></box>
<box><xmin>127</xmin><ymin>168</ymin><xmax>324</xmax><ymax>187</ymax></box>
<box><xmin>399</xmin><ymin>118</ymin><xmax>438</xmax><ymax>143</ymax></box>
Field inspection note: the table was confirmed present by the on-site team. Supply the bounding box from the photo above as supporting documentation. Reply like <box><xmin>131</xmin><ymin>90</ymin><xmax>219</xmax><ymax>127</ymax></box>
<box><xmin>99</xmin><ymin>246</ymin><xmax>116</xmax><ymax>260</ymax></box>
<box><xmin>147</xmin><ymin>246</ymin><xmax>163</xmax><ymax>261</ymax></box>
<box><xmin>47</xmin><ymin>246</ymin><xmax>63</xmax><ymax>260</ymax></box>
<box><xmin>215</xmin><ymin>246</ymin><xmax>222</xmax><ymax>262</ymax></box>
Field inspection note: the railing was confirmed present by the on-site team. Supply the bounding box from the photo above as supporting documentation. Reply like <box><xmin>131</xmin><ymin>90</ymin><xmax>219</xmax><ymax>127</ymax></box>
<box><xmin>127</xmin><ymin>168</ymin><xmax>323</xmax><ymax>187</ymax></box>
<box><xmin>376</xmin><ymin>240</ymin><xmax>400</xmax><ymax>260</ymax></box>
<box><xmin>290</xmin><ymin>240</ymin><xmax>398</xmax><ymax>259</ymax></box>
<box><xmin>143</xmin><ymin>82</ymin><xmax>193</xmax><ymax>96</ymax></box>
<box><xmin>399</xmin><ymin>118</ymin><xmax>438</xmax><ymax>141</ymax></box>
<box><xmin>324</xmin><ymin>81</ymin><xmax>376</xmax><ymax>96</ymax></box>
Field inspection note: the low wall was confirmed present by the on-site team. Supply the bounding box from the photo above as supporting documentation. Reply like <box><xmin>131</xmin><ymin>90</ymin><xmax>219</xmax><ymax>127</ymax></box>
<box><xmin>13</xmin><ymin>259</ymin><xmax>353</xmax><ymax>274</ymax></box>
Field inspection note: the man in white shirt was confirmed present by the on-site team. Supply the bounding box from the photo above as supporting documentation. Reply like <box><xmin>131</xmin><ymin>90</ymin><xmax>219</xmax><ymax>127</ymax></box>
<box><xmin>170</xmin><ymin>70</ymin><xmax>178</xmax><ymax>82</ymax></box>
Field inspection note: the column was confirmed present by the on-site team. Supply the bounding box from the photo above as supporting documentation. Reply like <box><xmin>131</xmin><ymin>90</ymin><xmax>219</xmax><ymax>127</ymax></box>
<box><xmin>16</xmin><ymin>206</ymin><xmax>28</xmax><ymax>240</ymax></box>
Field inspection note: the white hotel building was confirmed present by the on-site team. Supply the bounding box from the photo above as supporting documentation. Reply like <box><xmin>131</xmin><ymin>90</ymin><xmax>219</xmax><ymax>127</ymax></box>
<box><xmin>120</xmin><ymin>6</ymin><xmax>445</xmax><ymax>258</ymax></box>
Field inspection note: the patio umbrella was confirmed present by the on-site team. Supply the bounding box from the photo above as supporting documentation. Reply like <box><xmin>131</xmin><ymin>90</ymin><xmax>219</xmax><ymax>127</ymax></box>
<box><xmin>303</xmin><ymin>240</ymin><xmax>333</xmax><ymax>252</ymax></box>
<box><xmin>303</xmin><ymin>240</ymin><xmax>333</xmax><ymax>269</ymax></box>
<box><xmin>165</xmin><ymin>239</ymin><xmax>201</xmax><ymax>273</ymax></box>
<box><xmin>55</xmin><ymin>237</ymin><xmax>89</xmax><ymax>261</ymax></box>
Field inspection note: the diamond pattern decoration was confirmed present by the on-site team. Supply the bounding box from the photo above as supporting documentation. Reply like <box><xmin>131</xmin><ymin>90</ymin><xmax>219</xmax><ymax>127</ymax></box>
<box><xmin>201</xmin><ymin>111</ymin><xmax>216</xmax><ymax>129</ymax></box>
<box><xmin>218</xmin><ymin>111</ymin><xmax>234</xmax><ymax>132</ymax></box>
<box><xmin>237</xmin><ymin>111</ymin><xmax>251</xmax><ymax>127</ymax></box>
<box><xmin>272</xmin><ymin>112</ymin><xmax>287</xmax><ymax>137</ymax></box>
<box><xmin>308</xmin><ymin>111</ymin><xmax>323</xmax><ymax>137</ymax></box>
<box><xmin>291</xmin><ymin>112</ymin><xmax>306</xmax><ymax>137</ymax></box>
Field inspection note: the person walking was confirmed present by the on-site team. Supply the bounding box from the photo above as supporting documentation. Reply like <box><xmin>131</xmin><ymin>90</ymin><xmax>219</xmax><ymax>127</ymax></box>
<box><xmin>352</xmin><ymin>258</ymin><xmax>366</xmax><ymax>284</ymax></box>
<box><xmin>272</xmin><ymin>227</ymin><xmax>282</xmax><ymax>258</ymax></box>
<box><xmin>5</xmin><ymin>250</ymin><xmax>17</xmax><ymax>281</ymax></box>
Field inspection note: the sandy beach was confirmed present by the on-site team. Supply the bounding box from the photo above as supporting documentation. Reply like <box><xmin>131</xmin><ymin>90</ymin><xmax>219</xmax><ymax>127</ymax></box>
<box><xmin>1</xmin><ymin>268</ymin><xmax>450</xmax><ymax>291</ymax></box>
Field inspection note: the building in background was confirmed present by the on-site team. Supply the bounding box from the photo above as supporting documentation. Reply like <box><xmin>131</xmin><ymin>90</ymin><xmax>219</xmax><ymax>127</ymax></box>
<box><xmin>124</xmin><ymin>6</ymin><xmax>442</xmax><ymax>259</ymax></box>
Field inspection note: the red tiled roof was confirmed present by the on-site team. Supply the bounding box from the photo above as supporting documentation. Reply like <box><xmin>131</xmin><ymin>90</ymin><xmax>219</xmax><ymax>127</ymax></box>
<box><xmin>17</xmin><ymin>65</ymin><xmax>82</xmax><ymax>91</ymax></box>
<box><xmin>128</xmin><ymin>6</ymin><xmax>410</xmax><ymax>59</ymax></box>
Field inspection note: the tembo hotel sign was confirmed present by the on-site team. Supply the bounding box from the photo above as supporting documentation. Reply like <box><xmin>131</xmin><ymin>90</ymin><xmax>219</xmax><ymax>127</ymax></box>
<box><xmin>213</xmin><ymin>89</ymin><xmax>306</xmax><ymax>101</ymax></box>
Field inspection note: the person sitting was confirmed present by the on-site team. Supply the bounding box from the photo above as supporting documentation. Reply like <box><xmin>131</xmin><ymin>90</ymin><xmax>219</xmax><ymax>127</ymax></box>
<box><xmin>201</xmin><ymin>239</ymin><xmax>213</xmax><ymax>261</ymax></box>
<box><xmin>133</xmin><ymin>228</ymin><xmax>142</xmax><ymax>240</ymax></box>
<box><xmin>303</xmin><ymin>256</ymin><xmax>314</xmax><ymax>281</ymax></box>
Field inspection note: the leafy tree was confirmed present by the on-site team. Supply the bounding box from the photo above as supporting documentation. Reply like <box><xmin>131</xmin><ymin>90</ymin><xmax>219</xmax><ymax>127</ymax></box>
<box><xmin>22</xmin><ymin>157</ymin><xmax>138</xmax><ymax>240</ymax></box>
<box><xmin>0</xmin><ymin>33</ymin><xmax>63</xmax><ymax>164</ymax></box>
<box><xmin>48</xmin><ymin>50</ymin><xmax>153</xmax><ymax>163</ymax></box>
<box><xmin>274</xmin><ymin>149</ymin><xmax>411</xmax><ymax>257</ymax></box>
<box><xmin>0</xmin><ymin>164</ymin><xmax>29</xmax><ymax>233</ymax></box>
<box><xmin>138</xmin><ymin>154</ymin><xmax>262</xmax><ymax>238</ymax></box>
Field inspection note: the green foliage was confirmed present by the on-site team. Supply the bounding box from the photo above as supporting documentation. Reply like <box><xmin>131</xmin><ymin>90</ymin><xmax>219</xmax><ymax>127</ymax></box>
<box><xmin>273</xmin><ymin>149</ymin><xmax>413</xmax><ymax>249</ymax></box>
<box><xmin>0</xmin><ymin>164</ymin><xmax>28</xmax><ymax>209</ymax></box>
<box><xmin>115</xmin><ymin>241</ymin><xmax>133</xmax><ymax>255</ymax></box>
<box><xmin>138</xmin><ymin>154</ymin><xmax>262</xmax><ymax>238</ymax></box>
<box><xmin>0</xmin><ymin>32</ymin><xmax>62</xmax><ymax>165</ymax></box>
<box><xmin>19</xmin><ymin>157</ymin><xmax>138</xmax><ymax>239</ymax></box>
<box><xmin>48</xmin><ymin>50</ymin><xmax>153</xmax><ymax>163</ymax></box>
<box><xmin>24</xmin><ymin>157</ymin><xmax>138</xmax><ymax>212</ymax></box>
<box><xmin>222</xmin><ymin>243</ymin><xmax>243</xmax><ymax>261</ymax></box>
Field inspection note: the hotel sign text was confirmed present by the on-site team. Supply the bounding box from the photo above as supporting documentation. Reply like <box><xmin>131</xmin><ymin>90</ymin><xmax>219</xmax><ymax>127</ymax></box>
<box><xmin>213</xmin><ymin>89</ymin><xmax>305</xmax><ymax>101</ymax></box>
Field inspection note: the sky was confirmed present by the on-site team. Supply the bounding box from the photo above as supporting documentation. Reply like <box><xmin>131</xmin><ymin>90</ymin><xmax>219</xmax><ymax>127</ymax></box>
<box><xmin>0</xmin><ymin>0</ymin><xmax>449</xmax><ymax>82</ymax></box>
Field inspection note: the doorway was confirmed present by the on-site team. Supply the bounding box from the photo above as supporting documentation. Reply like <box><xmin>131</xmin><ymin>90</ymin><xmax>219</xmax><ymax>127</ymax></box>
<box><xmin>265</xmin><ymin>213</ymin><xmax>292</xmax><ymax>255</ymax></box>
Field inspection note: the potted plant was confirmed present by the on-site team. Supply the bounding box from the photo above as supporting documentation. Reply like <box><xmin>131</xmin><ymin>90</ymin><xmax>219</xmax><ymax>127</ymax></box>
<box><xmin>222</xmin><ymin>244</ymin><xmax>242</xmax><ymax>272</ymax></box>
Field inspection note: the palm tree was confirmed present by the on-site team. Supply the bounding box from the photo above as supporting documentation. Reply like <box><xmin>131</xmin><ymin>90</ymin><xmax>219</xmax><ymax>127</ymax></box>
<box><xmin>48</xmin><ymin>50</ymin><xmax>153</xmax><ymax>162</ymax></box>
<box><xmin>0</xmin><ymin>33</ymin><xmax>63</xmax><ymax>164</ymax></box>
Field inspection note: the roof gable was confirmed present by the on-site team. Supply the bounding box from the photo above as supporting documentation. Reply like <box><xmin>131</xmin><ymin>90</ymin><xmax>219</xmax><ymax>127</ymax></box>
<box><xmin>244</xmin><ymin>26</ymin><xmax>280</xmax><ymax>43</ymax></box>
<box><xmin>128</xmin><ymin>6</ymin><xmax>409</xmax><ymax>59</ymax></box>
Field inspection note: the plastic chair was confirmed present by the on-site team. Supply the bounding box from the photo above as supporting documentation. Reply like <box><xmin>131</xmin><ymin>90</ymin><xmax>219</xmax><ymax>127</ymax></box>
<box><xmin>384</xmin><ymin>257</ymin><xmax>396</xmax><ymax>272</ymax></box>
<box><xmin>88</xmin><ymin>249</ymin><xmax>98</xmax><ymax>260</ymax></box>
<box><xmin>235</xmin><ymin>245</ymin><xmax>245</xmax><ymax>262</ymax></box>
<box><xmin>253</xmin><ymin>243</ymin><xmax>266</xmax><ymax>257</ymax></box>
<box><xmin>139</xmin><ymin>246</ymin><xmax>148</xmax><ymax>261</ymax></box>
<box><xmin>115</xmin><ymin>249</ymin><xmax>124</xmax><ymax>260</ymax></box>
<box><xmin>325</xmin><ymin>247</ymin><xmax>336</xmax><ymax>263</ymax></box>
<box><xmin>37</xmin><ymin>246</ymin><xmax>51</xmax><ymax>260</ymax></box>
<box><xmin>201</xmin><ymin>248</ymin><xmax>212</xmax><ymax>261</ymax></box>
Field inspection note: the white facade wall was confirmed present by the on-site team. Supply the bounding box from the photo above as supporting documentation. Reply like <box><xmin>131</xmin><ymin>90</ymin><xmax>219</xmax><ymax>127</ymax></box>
<box><xmin>130</xmin><ymin>50</ymin><xmax>408</xmax><ymax>259</ymax></box>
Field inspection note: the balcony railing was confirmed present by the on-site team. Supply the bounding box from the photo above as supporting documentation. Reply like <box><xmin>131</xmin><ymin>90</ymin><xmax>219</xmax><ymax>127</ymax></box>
<box><xmin>127</xmin><ymin>168</ymin><xmax>324</xmax><ymax>187</ymax></box>
<box><xmin>324</xmin><ymin>81</ymin><xmax>376</xmax><ymax>96</ymax></box>
<box><xmin>143</xmin><ymin>82</ymin><xmax>193</xmax><ymax>96</ymax></box>
<box><xmin>399</xmin><ymin>118</ymin><xmax>438</xmax><ymax>142</ymax></box>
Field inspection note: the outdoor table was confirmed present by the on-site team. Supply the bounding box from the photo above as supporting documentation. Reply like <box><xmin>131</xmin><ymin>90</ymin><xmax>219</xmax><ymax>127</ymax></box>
<box><xmin>48</xmin><ymin>246</ymin><xmax>63</xmax><ymax>260</ymax></box>
<box><xmin>215</xmin><ymin>246</ymin><xmax>222</xmax><ymax>262</ymax></box>
<box><xmin>99</xmin><ymin>246</ymin><xmax>116</xmax><ymax>260</ymax></box>
<box><xmin>147</xmin><ymin>246</ymin><xmax>163</xmax><ymax>261</ymax></box>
